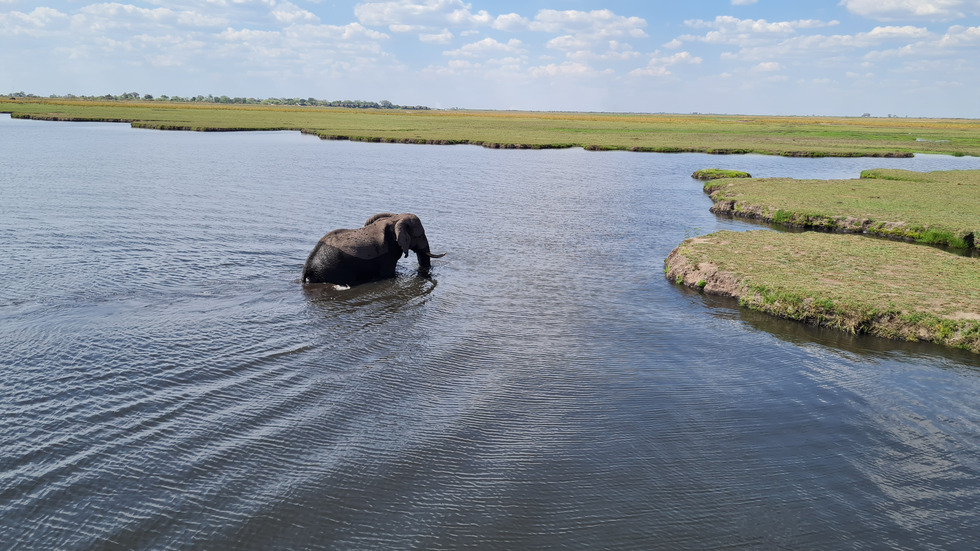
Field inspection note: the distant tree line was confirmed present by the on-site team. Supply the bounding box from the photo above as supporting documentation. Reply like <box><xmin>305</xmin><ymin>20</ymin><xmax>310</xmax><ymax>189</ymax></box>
<box><xmin>5</xmin><ymin>91</ymin><xmax>430</xmax><ymax>110</ymax></box>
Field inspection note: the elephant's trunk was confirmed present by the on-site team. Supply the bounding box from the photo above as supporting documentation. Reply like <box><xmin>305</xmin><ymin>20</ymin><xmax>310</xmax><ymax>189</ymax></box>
<box><xmin>414</xmin><ymin>239</ymin><xmax>444</xmax><ymax>269</ymax></box>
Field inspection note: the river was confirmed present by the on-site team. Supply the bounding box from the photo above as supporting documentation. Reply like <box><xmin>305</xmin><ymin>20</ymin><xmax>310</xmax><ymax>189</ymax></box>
<box><xmin>3</xmin><ymin>114</ymin><xmax>980</xmax><ymax>549</ymax></box>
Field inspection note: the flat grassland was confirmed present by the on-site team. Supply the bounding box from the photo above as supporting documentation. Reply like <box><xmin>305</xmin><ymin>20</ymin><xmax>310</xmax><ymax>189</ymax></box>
<box><xmin>704</xmin><ymin>169</ymin><xmax>980</xmax><ymax>250</ymax></box>
<box><xmin>3</xmin><ymin>97</ymin><xmax>980</xmax><ymax>157</ymax></box>
<box><xmin>665</xmin><ymin>231</ymin><xmax>980</xmax><ymax>353</ymax></box>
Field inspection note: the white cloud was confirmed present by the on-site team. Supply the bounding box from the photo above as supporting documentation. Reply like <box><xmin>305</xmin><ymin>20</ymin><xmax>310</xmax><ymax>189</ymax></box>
<box><xmin>271</xmin><ymin>2</ymin><xmax>318</xmax><ymax>24</ymax></box>
<box><xmin>526</xmin><ymin>8</ymin><xmax>648</xmax><ymax>72</ymax></box>
<box><xmin>529</xmin><ymin>61</ymin><xmax>596</xmax><ymax>77</ymax></box>
<box><xmin>732</xmin><ymin>0</ymin><xmax>758</xmax><ymax>4</ymax></box>
<box><xmin>865</xmin><ymin>25</ymin><xmax>932</xmax><ymax>38</ymax></box>
<box><xmin>839</xmin><ymin>0</ymin><xmax>980</xmax><ymax>21</ymax></box>
<box><xmin>0</xmin><ymin>6</ymin><xmax>70</xmax><ymax>36</ymax></box>
<box><xmin>685</xmin><ymin>15</ymin><xmax>839</xmax><ymax>34</ymax></box>
<box><xmin>176</xmin><ymin>11</ymin><xmax>227</xmax><ymax>27</ymax></box>
<box><xmin>354</xmin><ymin>0</ymin><xmax>490</xmax><ymax>31</ymax></box>
<box><xmin>862</xmin><ymin>23</ymin><xmax>977</xmax><ymax>61</ymax></box>
<box><xmin>546</xmin><ymin>34</ymin><xmax>591</xmax><ymax>51</ymax></box>
<box><xmin>448</xmin><ymin>7</ymin><xmax>491</xmax><ymax>26</ymax></box>
<box><xmin>419</xmin><ymin>28</ymin><xmax>452</xmax><ymax>43</ymax></box>
<box><xmin>752</xmin><ymin>61</ymin><xmax>782</xmax><ymax>72</ymax></box>
<box><xmin>492</xmin><ymin>12</ymin><xmax>528</xmax><ymax>31</ymax></box>
<box><xmin>630</xmin><ymin>50</ymin><xmax>702</xmax><ymax>77</ymax></box>
<box><xmin>219</xmin><ymin>27</ymin><xmax>280</xmax><ymax>42</ymax></box>
<box><xmin>678</xmin><ymin>16</ymin><xmax>842</xmax><ymax>53</ymax></box>
<box><xmin>530</xmin><ymin>8</ymin><xmax>647</xmax><ymax>40</ymax></box>
<box><xmin>282</xmin><ymin>22</ymin><xmax>389</xmax><ymax>47</ymax></box>
<box><xmin>717</xmin><ymin>25</ymin><xmax>932</xmax><ymax>62</ymax></box>
<box><xmin>939</xmin><ymin>24</ymin><xmax>980</xmax><ymax>45</ymax></box>
<box><xmin>443</xmin><ymin>36</ymin><xmax>523</xmax><ymax>57</ymax></box>
<box><xmin>567</xmin><ymin>40</ymin><xmax>640</xmax><ymax>62</ymax></box>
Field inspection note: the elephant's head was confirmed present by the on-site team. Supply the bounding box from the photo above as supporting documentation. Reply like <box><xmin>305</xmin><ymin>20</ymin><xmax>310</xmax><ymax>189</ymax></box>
<box><xmin>366</xmin><ymin>213</ymin><xmax>446</xmax><ymax>268</ymax></box>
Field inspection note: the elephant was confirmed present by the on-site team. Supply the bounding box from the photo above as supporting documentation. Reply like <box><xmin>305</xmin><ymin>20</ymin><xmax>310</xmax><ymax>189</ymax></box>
<box><xmin>302</xmin><ymin>213</ymin><xmax>445</xmax><ymax>285</ymax></box>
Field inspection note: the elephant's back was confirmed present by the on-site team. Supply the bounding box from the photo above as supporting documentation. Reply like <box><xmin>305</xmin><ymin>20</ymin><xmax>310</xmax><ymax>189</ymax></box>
<box><xmin>324</xmin><ymin>226</ymin><xmax>388</xmax><ymax>258</ymax></box>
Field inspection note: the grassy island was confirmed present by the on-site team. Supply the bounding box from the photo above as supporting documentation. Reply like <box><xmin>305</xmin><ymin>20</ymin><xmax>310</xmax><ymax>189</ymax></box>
<box><xmin>668</xmin><ymin>168</ymin><xmax>980</xmax><ymax>353</ymax></box>
<box><xmin>3</xmin><ymin>97</ymin><xmax>980</xmax><ymax>157</ymax></box>
<box><xmin>665</xmin><ymin>231</ymin><xmax>980</xmax><ymax>353</ymax></box>
<box><xmin>692</xmin><ymin>169</ymin><xmax>752</xmax><ymax>180</ymax></box>
<box><xmin>704</xmin><ymin>169</ymin><xmax>979</xmax><ymax>251</ymax></box>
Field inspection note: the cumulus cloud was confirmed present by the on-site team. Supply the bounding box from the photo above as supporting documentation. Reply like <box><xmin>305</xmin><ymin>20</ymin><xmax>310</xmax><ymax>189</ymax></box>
<box><xmin>529</xmin><ymin>61</ymin><xmax>597</xmax><ymax>77</ymax></box>
<box><xmin>629</xmin><ymin>50</ymin><xmax>702</xmax><ymax>77</ymax></box>
<box><xmin>939</xmin><ymin>24</ymin><xmax>980</xmax><ymax>45</ymax></box>
<box><xmin>685</xmin><ymin>15</ymin><xmax>839</xmax><ymax>34</ymax></box>
<box><xmin>678</xmin><ymin>16</ymin><xmax>842</xmax><ymax>53</ymax></box>
<box><xmin>752</xmin><ymin>61</ymin><xmax>782</xmax><ymax>72</ymax></box>
<box><xmin>271</xmin><ymin>2</ymin><xmax>319</xmax><ymax>25</ymax></box>
<box><xmin>443</xmin><ymin>36</ymin><xmax>523</xmax><ymax>57</ymax></box>
<box><xmin>419</xmin><ymin>28</ymin><xmax>452</xmax><ymax>43</ymax></box>
<box><xmin>527</xmin><ymin>7</ymin><xmax>648</xmax><ymax>74</ymax></box>
<box><xmin>0</xmin><ymin>6</ymin><xmax>70</xmax><ymax>36</ymax></box>
<box><xmin>492</xmin><ymin>12</ymin><xmax>528</xmax><ymax>31</ymax></box>
<box><xmin>5</xmin><ymin>1</ymin><xmax>980</xmax><ymax>115</ymax></box>
<box><xmin>354</xmin><ymin>0</ymin><xmax>490</xmax><ymax>31</ymax></box>
<box><xmin>530</xmin><ymin>8</ymin><xmax>647</xmax><ymax>39</ymax></box>
<box><xmin>733</xmin><ymin>25</ymin><xmax>932</xmax><ymax>59</ymax></box>
<box><xmin>839</xmin><ymin>0</ymin><xmax>980</xmax><ymax>21</ymax></box>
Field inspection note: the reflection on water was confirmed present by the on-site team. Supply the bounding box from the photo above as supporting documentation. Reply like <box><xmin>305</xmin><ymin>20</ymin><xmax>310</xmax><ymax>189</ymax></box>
<box><xmin>693</xmin><ymin>287</ymin><xmax>980</xmax><ymax>365</ymax></box>
<box><xmin>3</xmin><ymin>114</ymin><xmax>980</xmax><ymax>550</ymax></box>
<box><xmin>302</xmin><ymin>272</ymin><xmax>438</xmax><ymax>308</ymax></box>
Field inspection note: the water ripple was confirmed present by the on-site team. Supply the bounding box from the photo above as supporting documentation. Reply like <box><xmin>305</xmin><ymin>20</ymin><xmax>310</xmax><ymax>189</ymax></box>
<box><xmin>3</xmin><ymin>117</ymin><xmax>980</xmax><ymax>549</ymax></box>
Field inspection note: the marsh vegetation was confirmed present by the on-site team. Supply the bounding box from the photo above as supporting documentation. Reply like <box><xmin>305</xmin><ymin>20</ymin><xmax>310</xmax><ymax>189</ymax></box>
<box><xmin>3</xmin><ymin>97</ymin><xmax>980</xmax><ymax>157</ymax></box>
<box><xmin>692</xmin><ymin>168</ymin><xmax>752</xmax><ymax>180</ymax></box>
<box><xmin>665</xmin><ymin>231</ymin><xmax>980</xmax><ymax>353</ymax></box>
<box><xmin>668</xmin><ymin>168</ymin><xmax>980</xmax><ymax>353</ymax></box>
<box><xmin>703</xmin><ymin>169</ymin><xmax>979</xmax><ymax>250</ymax></box>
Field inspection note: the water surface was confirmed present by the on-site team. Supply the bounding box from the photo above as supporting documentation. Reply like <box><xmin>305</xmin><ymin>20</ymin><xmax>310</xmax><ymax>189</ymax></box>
<box><xmin>3</xmin><ymin>115</ymin><xmax>980</xmax><ymax>550</ymax></box>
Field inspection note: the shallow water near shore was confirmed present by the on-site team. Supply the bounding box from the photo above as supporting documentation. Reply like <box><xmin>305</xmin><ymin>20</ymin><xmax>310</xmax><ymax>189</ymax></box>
<box><xmin>3</xmin><ymin>114</ymin><xmax>980</xmax><ymax>549</ymax></box>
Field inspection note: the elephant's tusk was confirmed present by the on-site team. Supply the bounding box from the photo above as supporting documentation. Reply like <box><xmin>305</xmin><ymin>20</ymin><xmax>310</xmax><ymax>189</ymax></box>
<box><xmin>425</xmin><ymin>251</ymin><xmax>447</xmax><ymax>258</ymax></box>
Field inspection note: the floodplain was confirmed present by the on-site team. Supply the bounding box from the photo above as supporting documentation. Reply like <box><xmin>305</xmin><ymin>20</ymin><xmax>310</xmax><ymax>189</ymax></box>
<box><xmin>3</xmin><ymin>97</ymin><xmax>980</xmax><ymax>157</ymax></box>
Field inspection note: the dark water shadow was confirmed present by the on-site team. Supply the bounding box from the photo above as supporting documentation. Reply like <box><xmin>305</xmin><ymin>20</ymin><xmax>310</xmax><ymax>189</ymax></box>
<box><xmin>682</xmin><ymin>285</ymin><xmax>980</xmax><ymax>369</ymax></box>
<box><xmin>302</xmin><ymin>272</ymin><xmax>438</xmax><ymax>314</ymax></box>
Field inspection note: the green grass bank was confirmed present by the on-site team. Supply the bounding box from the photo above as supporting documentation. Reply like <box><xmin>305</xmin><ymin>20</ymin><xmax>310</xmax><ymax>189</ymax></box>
<box><xmin>3</xmin><ymin>97</ymin><xmax>980</xmax><ymax>157</ymax></box>
<box><xmin>692</xmin><ymin>169</ymin><xmax>752</xmax><ymax>180</ymax></box>
<box><xmin>704</xmin><ymin>169</ymin><xmax>979</xmax><ymax>251</ymax></box>
<box><xmin>665</xmin><ymin>231</ymin><xmax>980</xmax><ymax>353</ymax></box>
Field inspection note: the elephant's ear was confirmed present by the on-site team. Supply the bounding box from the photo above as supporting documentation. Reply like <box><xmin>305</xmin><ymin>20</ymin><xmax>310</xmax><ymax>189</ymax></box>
<box><xmin>394</xmin><ymin>217</ymin><xmax>411</xmax><ymax>257</ymax></box>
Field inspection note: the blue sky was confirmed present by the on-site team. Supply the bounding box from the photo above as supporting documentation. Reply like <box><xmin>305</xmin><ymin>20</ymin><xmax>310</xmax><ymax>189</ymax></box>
<box><xmin>3</xmin><ymin>0</ymin><xmax>980</xmax><ymax>116</ymax></box>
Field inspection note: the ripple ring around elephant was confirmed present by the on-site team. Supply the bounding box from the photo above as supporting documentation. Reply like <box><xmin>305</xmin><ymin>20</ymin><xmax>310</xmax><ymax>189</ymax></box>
<box><xmin>302</xmin><ymin>213</ymin><xmax>445</xmax><ymax>286</ymax></box>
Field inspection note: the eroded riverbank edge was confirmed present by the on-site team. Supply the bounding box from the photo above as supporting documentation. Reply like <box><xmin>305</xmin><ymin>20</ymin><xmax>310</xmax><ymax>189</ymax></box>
<box><xmin>664</xmin><ymin>231</ymin><xmax>980</xmax><ymax>354</ymax></box>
